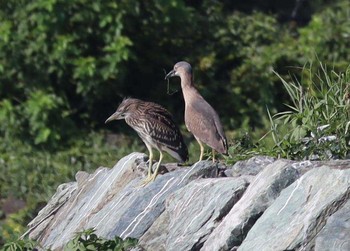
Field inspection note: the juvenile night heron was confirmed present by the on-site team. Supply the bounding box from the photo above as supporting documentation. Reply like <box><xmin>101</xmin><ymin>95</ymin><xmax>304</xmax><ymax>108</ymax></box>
<box><xmin>105</xmin><ymin>98</ymin><xmax>188</xmax><ymax>185</ymax></box>
<box><xmin>165</xmin><ymin>61</ymin><xmax>228</xmax><ymax>162</ymax></box>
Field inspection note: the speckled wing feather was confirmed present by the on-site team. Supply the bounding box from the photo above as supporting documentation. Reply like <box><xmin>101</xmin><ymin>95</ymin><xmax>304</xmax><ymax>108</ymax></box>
<box><xmin>132</xmin><ymin>101</ymin><xmax>188</xmax><ymax>162</ymax></box>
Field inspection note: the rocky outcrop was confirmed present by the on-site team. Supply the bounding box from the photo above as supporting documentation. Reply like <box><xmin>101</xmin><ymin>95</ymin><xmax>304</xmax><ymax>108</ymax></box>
<box><xmin>24</xmin><ymin>153</ymin><xmax>350</xmax><ymax>250</ymax></box>
<box><xmin>140</xmin><ymin>177</ymin><xmax>248</xmax><ymax>251</ymax></box>
<box><xmin>238</xmin><ymin>166</ymin><xmax>350</xmax><ymax>251</ymax></box>
<box><xmin>202</xmin><ymin>159</ymin><xmax>299</xmax><ymax>251</ymax></box>
<box><xmin>315</xmin><ymin>199</ymin><xmax>350</xmax><ymax>250</ymax></box>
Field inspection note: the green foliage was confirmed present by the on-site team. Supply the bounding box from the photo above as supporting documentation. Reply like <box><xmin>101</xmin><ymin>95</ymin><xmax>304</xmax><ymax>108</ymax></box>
<box><xmin>64</xmin><ymin>228</ymin><xmax>137</xmax><ymax>251</ymax></box>
<box><xmin>225</xmin><ymin>132</ymin><xmax>267</xmax><ymax>165</ymax></box>
<box><xmin>1</xmin><ymin>0</ymin><xmax>132</xmax><ymax>93</ymax></box>
<box><xmin>0</xmin><ymin>100</ymin><xmax>21</xmax><ymax>140</ymax></box>
<box><xmin>0</xmin><ymin>90</ymin><xmax>73</xmax><ymax>147</ymax></box>
<box><xmin>222</xmin><ymin>124</ymin><xmax>279</xmax><ymax>165</ymax></box>
<box><xmin>0</xmin><ymin>0</ymin><xmax>133</xmax><ymax>142</ymax></box>
<box><xmin>297</xmin><ymin>1</ymin><xmax>350</xmax><ymax>67</ymax></box>
<box><xmin>269</xmin><ymin>63</ymin><xmax>350</xmax><ymax>160</ymax></box>
<box><xmin>25</xmin><ymin>90</ymin><xmax>73</xmax><ymax>145</ymax></box>
<box><xmin>1</xmin><ymin>207</ymin><xmax>34</xmax><ymax>245</ymax></box>
<box><xmin>0</xmin><ymin>229</ymin><xmax>137</xmax><ymax>251</ymax></box>
<box><xmin>1</xmin><ymin>0</ymin><xmax>350</xmax><ymax>140</ymax></box>
<box><xmin>1</xmin><ymin>238</ymin><xmax>38</xmax><ymax>251</ymax></box>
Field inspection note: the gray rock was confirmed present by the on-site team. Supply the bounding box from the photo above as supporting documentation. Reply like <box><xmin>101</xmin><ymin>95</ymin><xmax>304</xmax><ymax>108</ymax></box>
<box><xmin>315</xmin><ymin>198</ymin><xmax>350</xmax><ymax>251</ymax></box>
<box><xmin>139</xmin><ymin>209</ymin><xmax>169</xmax><ymax>251</ymax></box>
<box><xmin>25</xmin><ymin>153</ymin><xmax>350</xmax><ymax>251</ymax></box>
<box><xmin>140</xmin><ymin>177</ymin><xmax>249</xmax><ymax>251</ymax></box>
<box><xmin>23</xmin><ymin>182</ymin><xmax>77</xmax><ymax>240</ymax></box>
<box><xmin>290</xmin><ymin>159</ymin><xmax>350</xmax><ymax>175</ymax></box>
<box><xmin>202</xmin><ymin>159</ymin><xmax>300</xmax><ymax>251</ymax></box>
<box><xmin>225</xmin><ymin>155</ymin><xmax>276</xmax><ymax>177</ymax></box>
<box><xmin>25</xmin><ymin>153</ymin><xmax>221</xmax><ymax>250</ymax></box>
<box><xmin>128</xmin><ymin>246</ymin><xmax>146</xmax><ymax>251</ymax></box>
<box><xmin>238</xmin><ymin>167</ymin><xmax>350</xmax><ymax>251</ymax></box>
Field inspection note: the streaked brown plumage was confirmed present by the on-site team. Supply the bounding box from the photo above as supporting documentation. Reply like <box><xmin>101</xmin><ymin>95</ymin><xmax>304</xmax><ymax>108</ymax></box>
<box><xmin>105</xmin><ymin>98</ymin><xmax>188</xmax><ymax>184</ymax></box>
<box><xmin>165</xmin><ymin>61</ymin><xmax>228</xmax><ymax>161</ymax></box>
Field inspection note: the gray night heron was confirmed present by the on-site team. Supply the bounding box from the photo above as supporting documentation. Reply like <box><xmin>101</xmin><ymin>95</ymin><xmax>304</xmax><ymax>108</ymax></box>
<box><xmin>105</xmin><ymin>98</ymin><xmax>188</xmax><ymax>185</ymax></box>
<box><xmin>165</xmin><ymin>61</ymin><xmax>228</xmax><ymax>162</ymax></box>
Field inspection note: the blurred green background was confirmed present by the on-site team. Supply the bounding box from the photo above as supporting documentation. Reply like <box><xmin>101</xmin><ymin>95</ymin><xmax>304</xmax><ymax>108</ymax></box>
<box><xmin>1</xmin><ymin>0</ymin><xmax>350</xmax><ymax>244</ymax></box>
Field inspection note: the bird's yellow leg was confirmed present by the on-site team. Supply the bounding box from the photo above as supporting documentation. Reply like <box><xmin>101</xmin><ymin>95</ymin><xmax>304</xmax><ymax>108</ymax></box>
<box><xmin>196</xmin><ymin>138</ymin><xmax>205</xmax><ymax>162</ymax></box>
<box><xmin>138</xmin><ymin>145</ymin><xmax>154</xmax><ymax>187</ymax></box>
<box><xmin>140</xmin><ymin>150</ymin><xmax>163</xmax><ymax>186</ymax></box>
<box><xmin>149</xmin><ymin>150</ymin><xmax>163</xmax><ymax>182</ymax></box>
<box><xmin>146</xmin><ymin>144</ymin><xmax>154</xmax><ymax>178</ymax></box>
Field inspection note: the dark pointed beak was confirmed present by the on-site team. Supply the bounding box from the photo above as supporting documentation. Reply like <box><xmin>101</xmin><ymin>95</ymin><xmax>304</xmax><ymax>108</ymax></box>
<box><xmin>165</xmin><ymin>69</ymin><xmax>176</xmax><ymax>80</ymax></box>
<box><xmin>105</xmin><ymin>112</ymin><xmax>121</xmax><ymax>124</ymax></box>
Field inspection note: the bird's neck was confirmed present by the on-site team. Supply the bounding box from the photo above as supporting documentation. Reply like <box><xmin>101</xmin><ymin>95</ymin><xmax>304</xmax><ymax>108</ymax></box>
<box><xmin>181</xmin><ymin>82</ymin><xmax>201</xmax><ymax>105</ymax></box>
<box><xmin>180</xmin><ymin>75</ymin><xmax>194</xmax><ymax>89</ymax></box>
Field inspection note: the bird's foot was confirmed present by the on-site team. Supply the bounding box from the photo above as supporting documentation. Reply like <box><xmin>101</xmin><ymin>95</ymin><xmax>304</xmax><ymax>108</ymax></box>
<box><xmin>138</xmin><ymin>173</ymin><xmax>157</xmax><ymax>187</ymax></box>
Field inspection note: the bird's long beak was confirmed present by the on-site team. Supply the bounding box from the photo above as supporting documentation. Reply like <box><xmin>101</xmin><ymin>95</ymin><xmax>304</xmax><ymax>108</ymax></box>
<box><xmin>105</xmin><ymin>112</ymin><xmax>121</xmax><ymax>124</ymax></box>
<box><xmin>165</xmin><ymin>69</ymin><xmax>176</xmax><ymax>80</ymax></box>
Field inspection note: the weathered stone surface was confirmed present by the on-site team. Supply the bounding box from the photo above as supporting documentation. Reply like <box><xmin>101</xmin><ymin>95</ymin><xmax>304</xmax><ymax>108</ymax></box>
<box><xmin>26</xmin><ymin>153</ymin><xmax>145</xmax><ymax>249</ymax></box>
<box><xmin>23</xmin><ymin>182</ymin><xmax>77</xmax><ymax>240</ymax></box>
<box><xmin>139</xmin><ymin>209</ymin><xmax>169</xmax><ymax>251</ymax></box>
<box><xmin>26</xmin><ymin>153</ymin><xmax>221</xmax><ymax>250</ymax></box>
<box><xmin>225</xmin><ymin>155</ymin><xmax>276</xmax><ymax>177</ymax></box>
<box><xmin>238</xmin><ymin>167</ymin><xmax>350</xmax><ymax>251</ymax></box>
<box><xmin>25</xmin><ymin>153</ymin><xmax>350</xmax><ymax>251</ymax></box>
<box><xmin>290</xmin><ymin>159</ymin><xmax>350</xmax><ymax>174</ymax></box>
<box><xmin>315</xmin><ymin>198</ymin><xmax>350</xmax><ymax>250</ymax></box>
<box><xmin>202</xmin><ymin>159</ymin><xmax>300</xmax><ymax>251</ymax></box>
<box><xmin>140</xmin><ymin>177</ymin><xmax>249</xmax><ymax>251</ymax></box>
